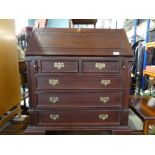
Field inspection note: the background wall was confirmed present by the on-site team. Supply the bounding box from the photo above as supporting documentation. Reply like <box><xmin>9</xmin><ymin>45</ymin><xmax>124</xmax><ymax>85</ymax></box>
<box><xmin>27</xmin><ymin>19</ymin><xmax>124</xmax><ymax>29</ymax></box>
<box><xmin>47</xmin><ymin>19</ymin><xmax>69</xmax><ymax>28</ymax></box>
<box><xmin>28</xmin><ymin>19</ymin><xmax>69</xmax><ymax>28</ymax></box>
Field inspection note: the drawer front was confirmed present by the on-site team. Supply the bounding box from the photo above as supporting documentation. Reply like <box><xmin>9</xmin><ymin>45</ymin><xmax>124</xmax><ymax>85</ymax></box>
<box><xmin>36</xmin><ymin>92</ymin><xmax>123</xmax><ymax>108</ymax></box>
<box><xmin>38</xmin><ymin>110</ymin><xmax>121</xmax><ymax>126</ymax></box>
<box><xmin>36</xmin><ymin>76</ymin><xmax>123</xmax><ymax>89</ymax></box>
<box><xmin>82</xmin><ymin>61</ymin><xmax>120</xmax><ymax>73</ymax></box>
<box><xmin>41</xmin><ymin>60</ymin><xmax>78</xmax><ymax>73</ymax></box>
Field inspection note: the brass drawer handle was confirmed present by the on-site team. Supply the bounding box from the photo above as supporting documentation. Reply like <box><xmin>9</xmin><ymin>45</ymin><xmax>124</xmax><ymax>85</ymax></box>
<box><xmin>50</xmin><ymin>114</ymin><xmax>59</xmax><ymax>120</ymax></box>
<box><xmin>49</xmin><ymin>79</ymin><xmax>59</xmax><ymax>86</ymax></box>
<box><xmin>101</xmin><ymin>80</ymin><xmax>111</xmax><ymax>86</ymax></box>
<box><xmin>95</xmin><ymin>63</ymin><xmax>105</xmax><ymax>70</ymax></box>
<box><xmin>54</xmin><ymin>62</ymin><xmax>64</xmax><ymax>70</ymax></box>
<box><xmin>49</xmin><ymin>97</ymin><xmax>59</xmax><ymax>104</ymax></box>
<box><xmin>100</xmin><ymin>97</ymin><xmax>109</xmax><ymax>103</ymax></box>
<box><xmin>99</xmin><ymin>114</ymin><xmax>108</xmax><ymax>120</ymax></box>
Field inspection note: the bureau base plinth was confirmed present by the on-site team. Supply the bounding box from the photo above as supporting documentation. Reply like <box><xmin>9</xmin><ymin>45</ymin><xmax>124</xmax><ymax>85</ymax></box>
<box><xmin>24</xmin><ymin>125</ymin><xmax>131</xmax><ymax>135</ymax></box>
<box><xmin>24</xmin><ymin>127</ymin><xmax>46</xmax><ymax>135</ymax></box>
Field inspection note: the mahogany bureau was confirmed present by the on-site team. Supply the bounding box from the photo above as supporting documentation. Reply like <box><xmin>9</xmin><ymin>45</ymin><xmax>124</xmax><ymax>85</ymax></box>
<box><xmin>25</xmin><ymin>28</ymin><xmax>133</xmax><ymax>134</ymax></box>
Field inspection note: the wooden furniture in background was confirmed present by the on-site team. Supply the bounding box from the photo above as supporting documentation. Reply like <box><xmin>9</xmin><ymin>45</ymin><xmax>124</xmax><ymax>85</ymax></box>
<box><xmin>146</xmin><ymin>41</ymin><xmax>155</xmax><ymax>50</ymax></box>
<box><xmin>25</xmin><ymin>28</ymin><xmax>133</xmax><ymax>134</ymax></box>
<box><xmin>144</xmin><ymin>69</ymin><xmax>155</xmax><ymax>77</ymax></box>
<box><xmin>0</xmin><ymin>20</ymin><xmax>21</xmax><ymax>127</ymax></box>
<box><xmin>70</xmin><ymin>19</ymin><xmax>97</xmax><ymax>28</ymax></box>
<box><xmin>130</xmin><ymin>96</ymin><xmax>155</xmax><ymax>134</ymax></box>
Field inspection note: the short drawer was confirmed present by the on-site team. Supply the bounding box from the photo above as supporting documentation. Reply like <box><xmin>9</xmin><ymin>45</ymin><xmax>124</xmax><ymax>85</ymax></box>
<box><xmin>36</xmin><ymin>92</ymin><xmax>123</xmax><ymax>108</ymax></box>
<box><xmin>36</xmin><ymin>76</ymin><xmax>123</xmax><ymax>90</ymax></box>
<box><xmin>82</xmin><ymin>61</ymin><xmax>120</xmax><ymax>73</ymax></box>
<box><xmin>41</xmin><ymin>60</ymin><xmax>78</xmax><ymax>73</ymax></box>
<box><xmin>38</xmin><ymin>110</ymin><xmax>121</xmax><ymax>126</ymax></box>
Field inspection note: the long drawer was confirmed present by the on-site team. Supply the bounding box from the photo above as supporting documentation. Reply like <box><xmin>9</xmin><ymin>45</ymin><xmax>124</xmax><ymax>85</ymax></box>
<box><xmin>36</xmin><ymin>76</ymin><xmax>123</xmax><ymax>90</ymax></box>
<box><xmin>36</xmin><ymin>92</ymin><xmax>123</xmax><ymax>108</ymax></box>
<box><xmin>38</xmin><ymin>110</ymin><xmax>121</xmax><ymax>126</ymax></box>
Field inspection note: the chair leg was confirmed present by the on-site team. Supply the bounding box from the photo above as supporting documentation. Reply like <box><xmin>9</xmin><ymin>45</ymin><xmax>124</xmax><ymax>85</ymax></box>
<box><xmin>143</xmin><ymin>120</ymin><xmax>149</xmax><ymax>135</ymax></box>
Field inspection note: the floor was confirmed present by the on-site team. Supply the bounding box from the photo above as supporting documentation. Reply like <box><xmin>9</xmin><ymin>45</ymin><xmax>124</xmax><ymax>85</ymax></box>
<box><xmin>0</xmin><ymin>116</ymin><xmax>29</xmax><ymax>135</ymax></box>
<box><xmin>1</xmin><ymin>109</ymin><xmax>154</xmax><ymax>135</ymax></box>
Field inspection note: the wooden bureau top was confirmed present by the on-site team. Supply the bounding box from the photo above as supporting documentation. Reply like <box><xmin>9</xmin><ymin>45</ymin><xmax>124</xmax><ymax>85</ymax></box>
<box><xmin>26</xmin><ymin>28</ymin><xmax>132</xmax><ymax>56</ymax></box>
